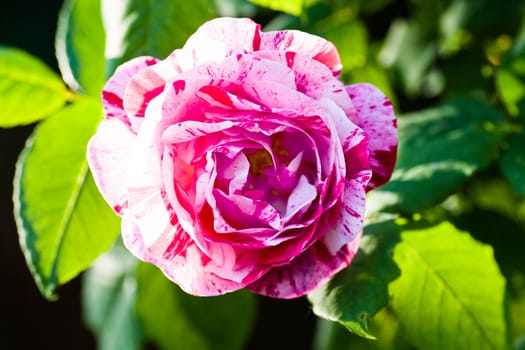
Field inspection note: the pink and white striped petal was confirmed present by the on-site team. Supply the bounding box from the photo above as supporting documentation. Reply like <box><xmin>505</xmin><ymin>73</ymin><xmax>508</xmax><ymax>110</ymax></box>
<box><xmin>255</xmin><ymin>51</ymin><xmax>355</xmax><ymax>119</ymax></box>
<box><xmin>346</xmin><ymin>83</ymin><xmax>397</xmax><ymax>189</ymax></box>
<box><xmin>102</xmin><ymin>56</ymin><xmax>159</xmax><ymax>127</ymax></box>
<box><xmin>321</xmin><ymin>173</ymin><xmax>370</xmax><ymax>255</ymax></box>
<box><xmin>87</xmin><ymin>118</ymin><xmax>136</xmax><ymax>214</ymax></box>
<box><xmin>121</xmin><ymin>214</ymin><xmax>256</xmax><ymax>296</ymax></box>
<box><xmin>248</xmin><ymin>236</ymin><xmax>360</xmax><ymax>298</ymax></box>
<box><xmin>261</xmin><ymin>30</ymin><xmax>342</xmax><ymax>75</ymax></box>
<box><xmin>125</xmin><ymin>94</ymin><xmax>173</xmax><ymax>248</ymax></box>
<box><xmin>183</xmin><ymin>17</ymin><xmax>262</xmax><ymax>58</ymax></box>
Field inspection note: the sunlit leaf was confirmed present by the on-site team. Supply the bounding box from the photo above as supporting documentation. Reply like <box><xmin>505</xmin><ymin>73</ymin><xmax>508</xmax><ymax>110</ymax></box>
<box><xmin>248</xmin><ymin>0</ymin><xmax>319</xmax><ymax>16</ymax></box>
<box><xmin>367</xmin><ymin>97</ymin><xmax>505</xmax><ymax>214</ymax></box>
<box><xmin>453</xmin><ymin>207</ymin><xmax>525</xmax><ymax>278</ymax></box>
<box><xmin>13</xmin><ymin>98</ymin><xmax>120</xmax><ymax>299</ymax></box>
<box><xmin>55</xmin><ymin>0</ymin><xmax>106</xmax><ymax>95</ymax></box>
<box><xmin>83</xmin><ymin>242</ymin><xmax>142</xmax><ymax>350</ymax></box>
<box><xmin>102</xmin><ymin>0</ymin><xmax>216</xmax><ymax>77</ymax></box>
<box><xmin>390</xmin><ymin>222</ymin><xmax>508</xmax><ymax>350</ymax></box>
<box><xmin>324</xmin><ymin>20</ymin><xmax>368</xmax><ymax>71</ymax></box>
<box><xmin>136</xmin><ymin>263</ymin><xmax>256</xmax><ymax>350</ymax></box>
<box><xmin>308</xmin><ymin>218</ymin><xmax>401</xmax><ymax>338</ymax></box>
<box><xmin>0</xmin><ymin>47</ymin><xmax>67</xmax><ymax>127</ymax></box>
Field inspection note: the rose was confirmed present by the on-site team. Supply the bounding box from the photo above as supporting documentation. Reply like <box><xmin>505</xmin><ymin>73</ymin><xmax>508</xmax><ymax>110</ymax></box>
<box><xmin>87</xmin><ymin>17</ymin><xmax>397</xmax><ymax>298</ymax></box>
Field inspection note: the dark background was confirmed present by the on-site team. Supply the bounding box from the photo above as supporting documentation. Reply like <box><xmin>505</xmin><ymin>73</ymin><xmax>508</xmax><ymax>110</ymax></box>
<box><xmin>0</xmin><ymin>1</ymin><xmax>316</xmax><ymax>349</ymax></box>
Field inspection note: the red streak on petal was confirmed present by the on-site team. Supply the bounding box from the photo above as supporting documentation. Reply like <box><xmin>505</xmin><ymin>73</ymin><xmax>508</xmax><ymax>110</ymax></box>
<box><xmin>285</xmin><ymin>51</ymin><xmax>296</xmax><ymax>68</ymax></box>
<box><xmin>102</xmin><ymin>91</ymin><xmax>123</xmax><ymax>112</ymax></box>
<box><xmin>173</xmin><ymin>80</ymin><xmax>186</xmax><ymax>94</ymax></box>
<box><xmin>253</xmin><ymin>24</ymin><xmax>261</xmax><ymax>50</ymax></box>
<box><xmin>369</xmin><ymin>146</ymin><xmax>397</xmax><ymax>189</ymax></box>
<box><xmin>163</xmin><ymin>229</ymin><xmax>191</xmax><ymax>259</ymax></box>
<box><xmin>273</xmin><ymin>31</ymin><xmax>286</xmax><ymax>46</ymax></box>
<box><xmin>134</xmin><ymin>85</ymin><xmax>165</xmax><ymax>117</ymax></box>
<box><xmin>199</xmin><ymin>85</ymin><xmax>234</xmax><ymax>107</ymax></box>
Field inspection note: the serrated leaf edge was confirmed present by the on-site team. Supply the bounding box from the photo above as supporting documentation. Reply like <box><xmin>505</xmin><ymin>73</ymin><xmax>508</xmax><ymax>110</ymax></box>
<box><xmin>397</xmin><ymin>235</ymin><xmax>502</xmax><ymax>350</ymax></box>
<box><xmin>13</xmin><ymin>117</ymin><xmax>94</xmax><ymax>299</ymax></box>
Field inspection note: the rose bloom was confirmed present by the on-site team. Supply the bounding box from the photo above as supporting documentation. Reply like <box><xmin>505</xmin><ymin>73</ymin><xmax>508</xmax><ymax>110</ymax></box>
<box><xmin>88</xmin><ymin>18</ymin><xmax>397</xmax><ymax>298</ymax></box>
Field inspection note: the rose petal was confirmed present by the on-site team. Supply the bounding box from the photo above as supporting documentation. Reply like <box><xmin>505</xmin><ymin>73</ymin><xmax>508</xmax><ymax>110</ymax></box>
<box><xmin>346</xmin><ymin>83</ymin><xmax>397</xmax><ymax>189</ymax></box>
<box><xmin>211</xmin><ymin>188</ymin><xmax>283</xmax><ymax>231</ymax></box>
<box><xmin>162</xmin><ymin>119</ymin><xmax>235</xmax><ymax>144</ymax></box>
<box><xmin>261</xmin><ymin>30</ymin><xmax>342</xmax><ymax>75</ymax></box>
<box><xmin>255</xmin><ymin>51</ymin><xmax>354</xmax><ymax>118</ymax></box>
<box><xmin>321</xmin><ymin>173</ymin><xmax>370</xmax><ymax>255</ymax></box>
<box><xmin>284</xmin><ymin>175</ymin><xmax>317</xmax><ymax>222</ymax></box>
<box><xmin>126</xmin><ymin>93</ymin><xmax>173</xmax><ymax>248</ymax></box>
<box><xmin>102</xmin><ymin>56</ymin><xmax>159</xmax><ymax>126</ymax></box>
<box><xmin>196</xmin><ymin>85</ymin><xmax>268</xmax><ymax>112</ymax></box>
<box><xmin>184</xmin><ymin>17</ymin><xmax>262</xmax><ymax>59</ymax></box>
<box><xmin>121</xmin><ymin>214</ymin><xmax>260</xmax><ymax>296</ymax></box>
<box><xmin>248</xmin><ymin>236</ymin><xmax>360</xmax><ymax>298</ymax></box>
<box><xmin>212</xmin><ymin>150</ymin><xmax>251</xmax><ymax>194</ymax></box>
<box><xmin>87</xmin><ymin>118</ymin><xmax>136</xmax><ymax>214</ymax></box>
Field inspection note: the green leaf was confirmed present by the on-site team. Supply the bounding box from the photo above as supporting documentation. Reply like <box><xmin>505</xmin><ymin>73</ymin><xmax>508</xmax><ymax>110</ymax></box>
<box><xmin>508</xmin><ymin>271</ymin><xmax>525</xmax><ymax>346</ymax></box>
<box><xmin>13</xmin><ymin>98</ymin><xmax>120</xmax><ymax>299</ymax></box>
<box><xmin>0</xmin><ymin>47</ymin><xmax>68</xmax><ymax>127</ymax></box>
<box><xmin>324</xmin><ymin>20</ymin><xmax>368</xmax><ymax>71</ymax></box>
<box><xmin>136</xmin><ymin>263</ymin><xmax>256</xmax><ymax>350</ymax></box>
<box><xmin>55</xmin><ymin>0</ymin><xmax>106</xmax><ymax>95</ymax></box>
<box><xmin>379</xmin><ymin>20</ymin><xmax>440</xmax><ymax>97</ymax></box>
<box><xmin>517</xmin><ymin>333</ymin><xmax>525</xmax><ymax>350</ymax></box>
<box><xmin>83</xmin><ymin>241</ymin><xmax>143</xmax><ymax>350</ymax></box>
<box><xmin>248</xmin><ymin>0</ymin><xmax>319</xmax><ymax>16</ymax></box>
<box><xmin>389</xmin><ymin>222</ymin><xmax>508</xmax><ymax>350</ymax></box>
<box><xmin>496</xmin><ymin>22</ymin><xmax>525</xmax><ymax>116</ymax></box>
<box><xmin>308</xmin><ymin>217</ymin><xmax>401</xmax><ymax>339</ymax></box>
<box><xmin>313</xmin><ymin>309</ymin><xmax>410</xmax><ymax>350</ymax></box>
<box><xmin>102</xmin><ymin>0</ymin><xmax>217</xmax><ymax>77</ymax></box>
<box><xmin>500</xmin><ymin>131</ymin><xmax>525</xmax><ymax>197</ymax></box>
<box><xmin>496</xmin><ymin>68</ymin><xmax>525</xmax><ymax>117</ymax></box>
<box><xmin>367</xmin><ymin>97</ymin><xmax>505</xmax><ymax>214</ymax></box>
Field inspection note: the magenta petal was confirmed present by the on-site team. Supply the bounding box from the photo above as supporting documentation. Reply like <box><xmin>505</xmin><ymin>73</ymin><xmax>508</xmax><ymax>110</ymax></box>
<box><xmin>162</xmin><ymin>120</ymin><xmax>234</xmax><ymax>144</ymax></box>
<box><xmin>87</xmin><ymin>119</ymin><xmax>136</xmax><ymax>214</ymax></box>
<box><xmin>102</xmin><ymin>56</ymin><xmax>159</xmax><ymax>126</ymax></box>
<box><xmin>261</xmin><ymin>30</ymin><xmax>342</xmax><ymax>75</ymax></box>
<box><xmin>214</xmin><ymin>151</ymin><xmax>250</xmax><ymax>194</ymax></box>
<box><xmin>248</xmin><ymin>236</ymin><xmax>360</xmax><ymax>298</ymax></box>
<box><xmin>346</xmin><ymin>83</ymin><xmax>397</xmax><ymax>189</ymax></box>
<box><xmin>197</xmin><ymin>85</ymin><xmax>267</xmax><ymax>111</ymax></box>
<box><xmin>284</xmin><ymin>175</ymin><xmax>317</xmax><ymax>222</ymax></box>
<box><xmin>211</xmin><ymin>189</ymin><xmax>283</xmax><ymax>231</ymax></box>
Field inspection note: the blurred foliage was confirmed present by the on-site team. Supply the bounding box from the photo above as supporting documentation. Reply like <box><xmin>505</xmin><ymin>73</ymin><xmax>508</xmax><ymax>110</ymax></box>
<box><xmin>2</xmin><ymin>0</ymin><xmax>525</xmax><ymax>349</ymax></box>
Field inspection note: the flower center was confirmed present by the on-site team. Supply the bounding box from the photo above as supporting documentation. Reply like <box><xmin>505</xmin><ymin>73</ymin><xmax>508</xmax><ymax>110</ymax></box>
<box><xmin>246</xmin><ymin>149</ymin><xmax>273</xmax><ymax>177</ymax></box>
